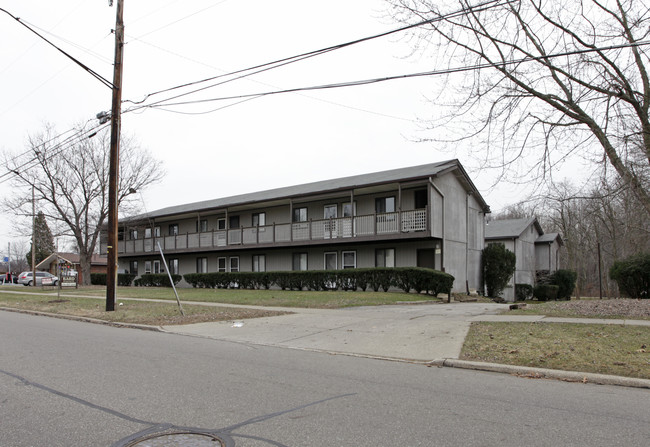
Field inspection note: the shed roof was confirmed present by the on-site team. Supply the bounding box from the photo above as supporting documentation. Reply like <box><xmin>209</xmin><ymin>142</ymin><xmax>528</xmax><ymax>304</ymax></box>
<box><xmin>535</xmin><ymin>232</ymin><xmax>564</xmax><ymax>246</ymax></box>
<box><xmin>485</xmin><ymin>217</ymin><xmax>543</xmax><ymax>239</ymax></box>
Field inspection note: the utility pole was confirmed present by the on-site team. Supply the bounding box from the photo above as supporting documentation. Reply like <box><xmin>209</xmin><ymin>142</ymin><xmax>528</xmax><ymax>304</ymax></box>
<box><xmin>31</xmin><ymin>185</ymin><xmax>36</xmax><ymax>287</ymax></box>
<box><xmin>106</xmin><ymin>0</ymin><xmax>125</xmax><ymax>311</ymax></box>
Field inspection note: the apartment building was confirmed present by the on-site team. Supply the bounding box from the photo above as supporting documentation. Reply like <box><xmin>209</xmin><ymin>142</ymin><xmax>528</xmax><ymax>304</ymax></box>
<box><xmin>103</xmin><ymin>159</ymin><xmax>491</xmax><ymax>293</ymax></box>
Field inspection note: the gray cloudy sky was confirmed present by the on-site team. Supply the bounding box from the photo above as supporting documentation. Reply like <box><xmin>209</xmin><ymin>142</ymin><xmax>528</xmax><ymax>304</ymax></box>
<box><xmin>0</xmin><ymin>0</ymin><xmax>582</xmax><ymax>258</ymax></box>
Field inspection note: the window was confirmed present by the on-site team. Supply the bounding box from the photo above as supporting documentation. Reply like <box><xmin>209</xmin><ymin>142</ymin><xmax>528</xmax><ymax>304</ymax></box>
<box><xmin>144</xmin><ymin>228</ymin><xmax>151</xmax><ymax>238</ymax></box>
<box><xmin>169</xmin><ymin>224</ymin><xmax>179</xmax><ymax>236</ymax></box>
<box><xmin>196</xmin><ymin>219</ymin><xmax>208</xmax><ymax>233</ymax></box>
<box><xmin>342</xmin><ymin>251</ymin><xmax>356</xmax><ymax>269</ymax></box>
<box><xmin>324</xmin><ymin>252</ymin><xmax>337</xmax><ymax>270</ymax></box>
<box><xmin>217</xmin><ymin>218</ymin><xmax>226</xmax><ymax>230</ymax></box>
<box><xmin>130</xmin><ymin>260</ymin><xmax>138</xmax><ymax>275</ymax></box>
<box><xmin>293</xmin><ymin>207</ymin><xmax>307</xmax><ymax>222</ymax></box>
<box><xmin>197</xmin><ymin>257</ymin><xmax>207</xmax><ymax>273</ymax></box>
<box><xmin>343</xmin><ymin>202</ymin><xmax>356</xmax><ymax>217</ymax></box>
<box><xmin>293</xmin><ymin>253</ymin><xmax>307</xmax><ymax>271</ymax></box>
<box><xmin>129</xmin><ymin>228</ymin><xmax>138</xmax><ymax>240</ymax></box>
<box><xmin>375</xmin><ymin>197</ymin><xmax>395</xmax><ymax>214</ymax></box>
<box><xmin>252</xmin><ymin>255</ymin><xmax>266</xmax><ymax>272</ymax></box>
<box><xmin>229</xmin><ymin>215</ymin><xmax>240</xmax><ymax>229</ymax></box>
<box><xmin>154</xmin><ymin>226</ymin><xmax>160</xmax><ymax>237</ymax></box>
<box><xmin>324</xmin><ymin>204</ymin><xmax>337</xmax><ymax>219</ymax></box>
<box><xmin>144</xmin><ymin>261</ymin><xmax>152</xmax><ymax>274</ymax></box>
<box><xmin>217</xmin><ymin>257</ymin><xmax>227</xmax><ymax>272</ymax></box>
<box><xmin>252</xmin><ymin>213</ymin><xmax>266</xmax><ymax>227</ymax></box>
<box><xmin>153</xmin><ymin>260</ymin><xmax>161</xmax><ymax>274</ymax></box>
<box><xmin>230</xmin><ymin>257</ymin><xmax>240</xmax><ymax>272</ymax></box>
<box><xmin>169</xmin><ymin>258</ymin><xmax>179</xmax><ymax>275</ymax></box>
<box><xmin>375</xmin><ymin>248</ymin><xmax>395</xmax><ymax>267</ymax></box>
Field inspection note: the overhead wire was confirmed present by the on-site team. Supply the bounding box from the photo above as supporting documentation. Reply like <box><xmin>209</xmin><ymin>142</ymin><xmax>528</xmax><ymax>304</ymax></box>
<box><xmin>123</xmin><ymin>0</ymin><xmax>512</xmax><ymax>107</ymax></box>
<box><xmin>0</xmin><ymin>7</ymin><xmax>113</xmax><ymax>89</ymax></box>
<box><xmin>0</xmin><ymin>121</ymin><xmax>110</xmax><ymax>185</ymax></box>
<box><xmin>126</xmin><ymin>40</ymin><xmax>650</xmax><ymax>113</ymax></box>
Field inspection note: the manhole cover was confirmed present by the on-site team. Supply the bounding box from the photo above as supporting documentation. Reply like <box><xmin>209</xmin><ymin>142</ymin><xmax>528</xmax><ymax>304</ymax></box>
<box><xmin>126</xmin><ymin>431</ymin><xmax>225</xmax><ymax>446</ymax></box>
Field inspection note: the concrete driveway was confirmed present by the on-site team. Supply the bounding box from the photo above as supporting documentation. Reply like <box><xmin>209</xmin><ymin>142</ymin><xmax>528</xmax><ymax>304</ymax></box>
<box><xmin>161</xmin><ymin>302</ymin><xmax>509</xmax><ymax>363</ymax></box>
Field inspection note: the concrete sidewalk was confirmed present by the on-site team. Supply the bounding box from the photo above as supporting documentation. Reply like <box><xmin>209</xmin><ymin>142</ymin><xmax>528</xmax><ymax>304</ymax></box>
<box><xmin>160</xmin><ymin>302</ymin><xmax>650</xmax><ymax>362</ymax></box>
<box><xmin>160</xmin><ymin>302</ymin><xmax>509</xmax><ymax>362</ymax></box>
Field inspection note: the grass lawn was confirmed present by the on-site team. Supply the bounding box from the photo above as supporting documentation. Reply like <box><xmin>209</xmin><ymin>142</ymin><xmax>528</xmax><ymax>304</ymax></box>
<box><xmin>31</xmin><ymin>285</ymin><xmax>438</xmax><ymax>308</ymax></box>
<box><xmin>505</xmin><ymin>299</ymin><xmax>650</xmax><ymax>320</ymax></box>
<box><xmin>461</xmin><ymin>321</ymin><xmax>650</xmax><ymax>379</ymax></box>
<box><xmin>0</xmin><ymin>292</ymin><xmax>288</xmax><ymax>326</ymax></box>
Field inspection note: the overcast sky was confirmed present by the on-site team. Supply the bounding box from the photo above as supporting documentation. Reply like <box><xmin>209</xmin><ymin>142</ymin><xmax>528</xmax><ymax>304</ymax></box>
<box><xmin>0</xmin><ymin>0</ymin><xmax>584</xmax><ymax>260</ymax></box>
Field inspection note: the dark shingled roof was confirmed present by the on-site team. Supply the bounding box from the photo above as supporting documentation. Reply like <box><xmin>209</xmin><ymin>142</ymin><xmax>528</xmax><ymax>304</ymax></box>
<box><xmin>125</xmin><ymin>159</ymin><xmax>490</xmax><ymax>221</ymax></box>
<box><xmin>485</xmin><ymin>217</ymin><xmax>543</xmax><ymax>239</ymax></box>
<box><xmin>536</xmin><ymin>232</ymin><xmax>563</xmax><ymax>245</ymax></box>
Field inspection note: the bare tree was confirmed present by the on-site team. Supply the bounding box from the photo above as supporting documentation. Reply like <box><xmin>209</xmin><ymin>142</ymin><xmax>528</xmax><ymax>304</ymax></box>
<box><xmin>5</xmin><ymin>123</ymin><xmax>164</xmax><ymax>285</ymax></box>
<box><xmin>387</xmin><ymin>0</ymin><xmax>650</xmax><ymax>213</ymax></box>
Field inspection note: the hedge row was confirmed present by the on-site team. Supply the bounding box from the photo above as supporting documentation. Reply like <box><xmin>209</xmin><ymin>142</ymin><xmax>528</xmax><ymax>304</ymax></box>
<box><xmin>91</xmin><ymin>273</ymin><xmax>137</xmax><ymax>287</ymax></box>
<box><xmin>133</xmin><ymin>273</ymin><xmax>182</xmax><ymax>287</ymax></box>
<box><xmin>183</xmin><ymin>267</ymin><xmax>454</xmax><ymax>295</ymax></box>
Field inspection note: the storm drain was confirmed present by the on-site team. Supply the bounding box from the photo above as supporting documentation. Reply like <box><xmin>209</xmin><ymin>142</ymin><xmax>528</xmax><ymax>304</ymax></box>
<box><xmin>125</xmin><ymin>431</ymin><xmax>225</xmax><ymax>446</ymax></box>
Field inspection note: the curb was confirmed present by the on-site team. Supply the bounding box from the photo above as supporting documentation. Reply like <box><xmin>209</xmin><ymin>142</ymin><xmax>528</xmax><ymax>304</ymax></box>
<box><xmin>0</xmin><ymin>307</ymin><xmax>162</xmax><ymax>332</ymax></box>
<box><xmin>441</xmin><ymin>359</ymin><xmax>650</xmax><ymax>390</ymax></box>
<box><xmin>3</xmin><ymin>307</ymin><xmax>649</xmax><ymax>390</ymax></box>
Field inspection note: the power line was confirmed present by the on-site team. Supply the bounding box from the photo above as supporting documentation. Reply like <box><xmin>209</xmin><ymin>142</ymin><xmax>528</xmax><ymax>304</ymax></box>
<box><xmin>126</xmin><ymin>40</ymin><xmax>650</xmax><ymax>114</ymax></box>
<box><xmin>0</xmin><ymin>7</ymin><xmax>113</xmax><ymax>89</ymax></box>
<box><xmin>122</xmin><ymin>0</ymin><xmax>511</xmax><ymax>107</ymax></box>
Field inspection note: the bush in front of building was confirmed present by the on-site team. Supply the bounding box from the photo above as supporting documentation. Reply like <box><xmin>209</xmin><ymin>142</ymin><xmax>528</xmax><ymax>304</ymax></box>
<box><xmin>133</xmin><ymin>273</ymin><xmax>182</xmax><ymax>287</ymax></box>
<box><xmin>482</xmin><ymin>244</ymin><xmax>516</xmax><ymax>298</ymax></box>
<box><xmin>550</xmin><ymin>269</ymin><xmax>577</xmax><ymax>300</ymax></box>
<box><xmin>90</xmin><ymin>273</ymin><xmax>136</xmax><ymax>286</ymax></box>
<box><xmin>533</xmin><ymin>284</ymin><xmax>559</xmax><ymax>301</ymax></box>
<box><xmin>609</xmin><ymin>253</ymin><xmax>650</xmax><ymax>298</ymax></box>
<box><xmin>183</xmin><ymin>267</ymin><xmax>454</xmax><ymax>294</ymax></box>
<box><xmin>515</xmin><ymin>283</ymin><xmax>534</xmax><ymax>301</ymax></box>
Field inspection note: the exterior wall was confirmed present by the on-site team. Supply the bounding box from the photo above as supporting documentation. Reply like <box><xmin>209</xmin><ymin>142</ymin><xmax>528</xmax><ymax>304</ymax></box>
<box><xmin>430</xmin><ymin>174</ymin><xmax>486</xmax><ymax>293</ymax></box>
<box><xmin>535</xmin><ymin>241</ymin><xmax>561</xmax><ymax>271</ymax></box>
<box><xmin>487</xmin><ymin>224</ymin><xmax>543</xmax><ymax>301</ymax></box>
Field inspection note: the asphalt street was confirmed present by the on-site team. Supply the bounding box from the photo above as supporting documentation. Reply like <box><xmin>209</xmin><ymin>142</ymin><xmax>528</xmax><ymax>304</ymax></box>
<box><xmin>1</xmin><ymin>311</ymin><xmax>649</xmax><ymax>446</ymax></box>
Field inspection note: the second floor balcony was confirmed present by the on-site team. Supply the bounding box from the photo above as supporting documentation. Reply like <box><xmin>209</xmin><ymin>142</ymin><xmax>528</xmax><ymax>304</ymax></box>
<box><xmin>115</xmin><ymin>208</ymin><xmax>429</xmax><ymax>255</ymax></box>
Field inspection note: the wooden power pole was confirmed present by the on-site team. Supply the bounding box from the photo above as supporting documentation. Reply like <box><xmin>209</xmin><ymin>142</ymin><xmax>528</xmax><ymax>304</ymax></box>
<box><xmin>106</xmin><ymin>0</ymin><xmax>125</xmax><ymax>311</ymax></box>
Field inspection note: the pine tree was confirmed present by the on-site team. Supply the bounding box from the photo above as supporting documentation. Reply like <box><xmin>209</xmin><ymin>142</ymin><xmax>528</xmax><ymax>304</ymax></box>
<box><xmin>27</xmin><ymin>212</ymin><xmax>55</xmax><ymax>266</ymax></box>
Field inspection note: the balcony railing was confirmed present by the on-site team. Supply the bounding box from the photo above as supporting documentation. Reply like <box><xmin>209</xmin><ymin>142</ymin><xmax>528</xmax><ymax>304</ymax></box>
<box><xmin>114</xmin><ymin>208</ymin><xmax>428</xmax><ymax>255</ymax></box>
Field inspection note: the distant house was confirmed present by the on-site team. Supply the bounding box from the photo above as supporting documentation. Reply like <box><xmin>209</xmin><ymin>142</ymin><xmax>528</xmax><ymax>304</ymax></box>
<box><xmin>102</xmin><ymin>160</ymin><xmax>492</xmax><ymax>294</ymax></box>
<box><xmin>485</xmin><ymin>217</ymin><xmax>563</xmax><ymax>301</ymax></box>
<box><xmin>37</xmin><ymin>253</ymin><xmax>108</xmax><ymax>284</ymax></box>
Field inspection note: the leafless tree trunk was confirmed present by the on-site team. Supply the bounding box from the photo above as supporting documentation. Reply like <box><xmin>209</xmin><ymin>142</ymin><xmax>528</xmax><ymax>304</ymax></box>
<box><xmin>4</xmin><ymin>124</ymin><xmax>164</xmax><ymax>285</ymax></box>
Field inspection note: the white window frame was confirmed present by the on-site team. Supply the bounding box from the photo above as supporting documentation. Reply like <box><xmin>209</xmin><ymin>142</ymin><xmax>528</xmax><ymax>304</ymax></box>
<box><xmin>342</xmin><ymin>251</ymin><xmax>356</xmax><ymax>269</ymax></box>
<box><xmin>144</xmin><ymin>260</ymin><xmax>152</xmax><ymax>274</ymax></box>
<box><xmin>153</xmin><ymin>260</ymin><xmax>161</xmax><ymax>274</ymax></box>
<box><xmin>324</xmin><ymin>252</ymin><xmax>337</xmax><ymax>270</ymax></box>
<box><xmin>230</xmin><ymin>256</ymin><xmax>240</xmax><ymax>272</ymax></box>
<box><xmin>217</xmin><ymin>257</ymin><xmax>227</xmax><ymax>272</ymax></box>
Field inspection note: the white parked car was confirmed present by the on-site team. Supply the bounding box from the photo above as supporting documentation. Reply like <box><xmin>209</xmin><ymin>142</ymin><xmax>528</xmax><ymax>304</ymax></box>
<box><xmin>18</xmin><ymin>271</ymin><xmax>59</xmax><ymax>286</ymax></box>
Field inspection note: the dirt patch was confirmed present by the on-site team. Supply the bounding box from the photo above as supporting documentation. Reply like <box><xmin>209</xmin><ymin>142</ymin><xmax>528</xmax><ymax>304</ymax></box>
<box><xmin>47</xmin><ymin>299</ymin><xmax>71</xmax><ymax>304</ymax></box>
